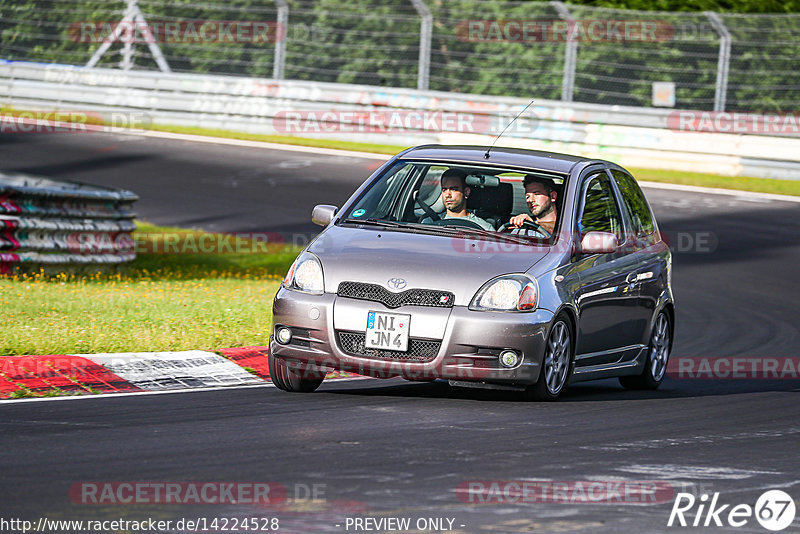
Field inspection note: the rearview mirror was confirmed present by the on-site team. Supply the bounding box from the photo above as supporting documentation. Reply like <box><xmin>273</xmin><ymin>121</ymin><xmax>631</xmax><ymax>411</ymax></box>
<box><xmin>312</xmin><ymin>204</ymin><xmax>338</xmax><ymax>226</ymax></box>
<box><xmin>466</xmin><ymin>173</ymin><xmax>500</xmax><ymax>187</ymax></box>
<box><xmin>580</xmin><ymin>231</ymin><xmax>618</xmax><ymax>254</ymax></box>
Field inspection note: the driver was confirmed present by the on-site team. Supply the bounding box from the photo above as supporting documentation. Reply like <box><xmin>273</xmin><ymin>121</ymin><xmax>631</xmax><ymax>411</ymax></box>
<box><xmin>508</xmin><ymin>174</ymin><xmax>559</xmax><ymax>235</ymax></box>
<box><xmin>423</xmin><ymin>168</ymin><xmax>494</xmax><ymax>230</ymax></box>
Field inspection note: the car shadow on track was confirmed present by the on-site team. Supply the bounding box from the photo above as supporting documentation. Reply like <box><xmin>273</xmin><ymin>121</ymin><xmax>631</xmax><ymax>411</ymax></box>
<box><xmin>318</xmin><ymin>377</ymin><xmax>799</xmax><ymax>403</ymax></box>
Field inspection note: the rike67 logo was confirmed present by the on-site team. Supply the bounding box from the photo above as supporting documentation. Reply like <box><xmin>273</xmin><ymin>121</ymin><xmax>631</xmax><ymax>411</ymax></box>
<box><xmin>668</xmin><ymin>490</ymin><xmax>796</xmax><ymax>531</ymax></box>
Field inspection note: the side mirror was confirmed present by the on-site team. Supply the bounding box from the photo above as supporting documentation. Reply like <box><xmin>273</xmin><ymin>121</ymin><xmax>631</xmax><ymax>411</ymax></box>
<box><xmin>312</xmin><ymin>204</ymin><xmax>338</xmax><ymax>226</ymax></box>
<box><xmin>580</xmin><ymin>231</ymin><xmax>618</xmax><ymax>254</ymax></box>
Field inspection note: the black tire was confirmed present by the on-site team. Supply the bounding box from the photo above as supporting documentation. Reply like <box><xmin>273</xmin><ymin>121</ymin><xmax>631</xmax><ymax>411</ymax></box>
<box><xmin>268</xmin><ymin>352</ymin><xmax>325</xmax><ymax>393</ymax></box>
<box><xmin>527</xmin><ymin>315</ymin><xmax>574</xmax><ymax>401</ymax></box>
<box><xmin>619</xmin><ymin>311</ymin><xmax>672</xmax><ymax>390</ymax></box>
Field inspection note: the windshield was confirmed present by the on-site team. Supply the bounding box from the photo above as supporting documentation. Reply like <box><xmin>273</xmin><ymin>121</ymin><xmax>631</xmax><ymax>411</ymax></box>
<box><xmin>340</xmin><ymin>160</ymin><xmax>566</xmax><ymax>242</ymax></box>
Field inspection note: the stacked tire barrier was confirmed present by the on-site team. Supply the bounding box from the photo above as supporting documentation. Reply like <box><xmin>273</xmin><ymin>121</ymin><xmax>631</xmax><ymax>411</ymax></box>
<box><xmin>0</xmin><ymin>172</ymin><xmax>138</xmax><ymax>274</ymax></box>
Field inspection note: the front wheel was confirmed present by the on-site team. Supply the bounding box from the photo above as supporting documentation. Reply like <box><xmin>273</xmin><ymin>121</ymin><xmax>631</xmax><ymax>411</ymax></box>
<box><xmin>269</xmin><ymin>352</ymin><xmax>325</xmax><ymax>392</ymax></box>
<box><xmin>527</xmin><ymin>316</ymin><xmax>574</xmax><ymax>401</ymax></box>
<box><xmin>619</xmin><ymin>311</ymin><xmax>672</xmax><ymax>390</ymax></box>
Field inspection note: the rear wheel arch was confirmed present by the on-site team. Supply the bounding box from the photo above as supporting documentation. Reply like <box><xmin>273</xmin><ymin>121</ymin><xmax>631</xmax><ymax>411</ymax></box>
<box><xmin>652</xmin><ymin>300</ymin><xmax>675</xmax><ymax>355</ymax></box>
<box><xmin>620</xmin><ymin>308</ymin><xmax>672</xmax><ymax>390</ymax></box>
<box><xmin>662</xmin><ymin>302</ymin><xmax>675</xmax><ymax>349</ymax></box>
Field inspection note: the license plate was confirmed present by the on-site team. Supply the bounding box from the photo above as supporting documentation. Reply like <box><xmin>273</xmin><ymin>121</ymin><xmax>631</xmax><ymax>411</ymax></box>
<box><xmin>365</xmin><ymin>311</ymin><xmax>410</xmax><ymax>352</ymax></box>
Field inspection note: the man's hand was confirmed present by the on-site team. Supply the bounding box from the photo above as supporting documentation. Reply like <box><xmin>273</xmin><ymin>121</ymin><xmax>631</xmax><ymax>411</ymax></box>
<box><xmin>509</xmin><ymin>214</ymin><xmax>534</xmax><ymax>228</ymax></box>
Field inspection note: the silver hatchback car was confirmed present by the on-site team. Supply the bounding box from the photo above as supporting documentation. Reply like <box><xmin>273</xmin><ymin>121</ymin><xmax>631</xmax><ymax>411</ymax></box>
<box><xmin>270</xmin><ymin>145</ymin><xmax>674</xmax><ymax>400</ymax></box>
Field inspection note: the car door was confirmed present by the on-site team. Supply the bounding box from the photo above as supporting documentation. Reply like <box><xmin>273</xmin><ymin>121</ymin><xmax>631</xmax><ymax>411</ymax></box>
<box><xmin>572</xmin><ymin>171</ymin><xmax>645</xmax><ymax>366</ymax></box>
<box><xmin>608</xmin><ymin>168</ymin><xmax>669</xmax><ymax>345</ymax></box>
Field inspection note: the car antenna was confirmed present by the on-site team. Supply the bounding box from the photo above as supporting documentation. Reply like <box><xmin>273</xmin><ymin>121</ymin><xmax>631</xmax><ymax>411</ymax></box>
<box><xmin>484</xmin><ymin>99</ymin><xmax>535</xmax><ymax>159</ymax></box>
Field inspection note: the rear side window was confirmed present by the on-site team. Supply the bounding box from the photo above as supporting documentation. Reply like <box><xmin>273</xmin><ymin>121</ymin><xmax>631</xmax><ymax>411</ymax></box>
<box><xmin>611</xmin><ymin>169</ymin><xmax>656</xmax><ymax>237</ymax></box>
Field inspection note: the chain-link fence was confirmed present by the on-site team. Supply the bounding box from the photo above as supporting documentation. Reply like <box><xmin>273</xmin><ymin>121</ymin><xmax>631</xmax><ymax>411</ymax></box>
<box><xmin>1</xmin><ymin>0</ymin><xmax>798</xmax><ymax>112</ymax></box>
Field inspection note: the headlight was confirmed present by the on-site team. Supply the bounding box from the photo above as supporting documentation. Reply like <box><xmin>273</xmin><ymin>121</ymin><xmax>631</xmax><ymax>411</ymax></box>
<box><xmin>283</xmin><ymin>252</ymin><xmax>324</xmax><ymax>294</ymax></box>
<box><xmin>469</xmin><ymin>274</ymin><xmax>538</xmax><ymax>312</ymax></box>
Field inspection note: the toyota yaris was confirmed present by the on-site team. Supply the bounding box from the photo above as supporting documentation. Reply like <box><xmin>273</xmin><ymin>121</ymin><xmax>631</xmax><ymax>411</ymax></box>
<box><xmin>270</xmin><ymin>145</ymin><xmax>674</xmax><ymax>400</ymax></box>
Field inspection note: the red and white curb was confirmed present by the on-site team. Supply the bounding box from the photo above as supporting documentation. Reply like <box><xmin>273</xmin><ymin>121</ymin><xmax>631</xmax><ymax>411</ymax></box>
<box><xmin>0</xmin><ymin>347</ymin><xmax>358</xmax><ymax>399</ymax></box>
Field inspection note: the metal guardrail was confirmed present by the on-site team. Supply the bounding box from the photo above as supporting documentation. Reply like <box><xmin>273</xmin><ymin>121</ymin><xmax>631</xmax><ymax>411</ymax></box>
<box><xmin>1</xmin><ymin>61</ymin><xmax>799</xmax><ymax>180</ymax></box>
<box><xmin>0</xmin><ymin>171</ymin><xmax>137</xmax><ymax>273</ymax></box>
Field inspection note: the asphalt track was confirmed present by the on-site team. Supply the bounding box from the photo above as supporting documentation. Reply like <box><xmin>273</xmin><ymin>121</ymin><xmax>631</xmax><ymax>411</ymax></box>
<box><xmin>2</xmin><ymin>131</ymin><xmax>800</xmax><ymax>533</ymax></box>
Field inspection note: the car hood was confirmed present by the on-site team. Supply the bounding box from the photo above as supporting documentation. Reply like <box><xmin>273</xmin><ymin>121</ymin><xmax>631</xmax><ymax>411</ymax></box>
<box><xmin>309</xmin><ymin>224</ymin><xmax>550</xmax><ymax>306</ymax></box>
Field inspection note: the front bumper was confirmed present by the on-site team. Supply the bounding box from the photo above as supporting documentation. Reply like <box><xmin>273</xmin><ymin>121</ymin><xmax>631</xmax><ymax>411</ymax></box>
<box><xmin>270</xmin><ymin>286</ymin><xmax>554</xmax><ymax>386</ymax></box>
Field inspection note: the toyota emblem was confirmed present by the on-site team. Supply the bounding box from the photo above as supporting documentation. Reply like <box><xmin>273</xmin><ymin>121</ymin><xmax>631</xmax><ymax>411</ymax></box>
<box><xmin>387</xmin><ymin>277</ymin><xmax>407</xmax><ymax>290</ymax></box>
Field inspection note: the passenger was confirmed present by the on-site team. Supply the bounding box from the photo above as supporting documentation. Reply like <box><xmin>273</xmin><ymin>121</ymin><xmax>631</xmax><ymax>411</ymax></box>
<box><xmin>508</xmin><ymin>174</ymin><xmax>559</xmax><ymax>235</ymax></box>
<box><xmin>423</xmin><ymin>168</ymin><xmax>494</xmax><ymax>230</ymax></box>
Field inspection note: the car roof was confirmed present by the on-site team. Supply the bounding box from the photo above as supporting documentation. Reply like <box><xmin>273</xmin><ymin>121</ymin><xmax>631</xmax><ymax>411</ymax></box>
<box><xmin>398</xmin><ymin>145</ymin><xmax>611</xmax><ymax>175</ymax></box>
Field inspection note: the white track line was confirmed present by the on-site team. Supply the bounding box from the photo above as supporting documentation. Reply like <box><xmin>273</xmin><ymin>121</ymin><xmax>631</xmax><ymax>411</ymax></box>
<box><xmin>0</xmin><ymin>376</ymin><xmax>372</xmax><ymax>405</ymax></box>
<box><xmin>131</xmin><ymin>129</ymin><xmax>800</xmax><ymax>203</ymax></box>
<box><xmin>136</xmin><ymin>129</ymin><xmax>390</xmax><ymax>160</ymax></box>
<box><xmin>5</xmin><ymin>130</ymin><xmax>795</xmax><ymax>407</ymax></box>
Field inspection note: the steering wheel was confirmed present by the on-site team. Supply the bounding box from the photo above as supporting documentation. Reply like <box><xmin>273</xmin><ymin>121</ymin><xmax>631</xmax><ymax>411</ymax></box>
<box><xmin>498</xmin><ymin>219</ymin><xmax>552</xmax><ymax>238</ymax></box>
<box><xmin>427</xmin><ymin>218</ymin><xmax>486</xmax><ymax>230</ymax></box>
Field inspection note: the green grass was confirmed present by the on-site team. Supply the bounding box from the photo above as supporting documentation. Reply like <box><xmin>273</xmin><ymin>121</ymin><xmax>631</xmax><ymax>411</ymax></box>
<box><xmin>0</xmin><ymin>222</ymin><xmax>300</xmax><ymax>356</ymax></box>
<box><xmin>630</xmin><ymin>167</ymin><xmax>800</xmax><ymax>196</ymax></box>
<box><xmin>148</xmin><ymin>123</ymin><xmax>408</xmax><ymax>156</ymax></box>
<box><xmin>125</xmin><ymin>126</ymin><xmax>800</xmax><ymax>198</ymax></box>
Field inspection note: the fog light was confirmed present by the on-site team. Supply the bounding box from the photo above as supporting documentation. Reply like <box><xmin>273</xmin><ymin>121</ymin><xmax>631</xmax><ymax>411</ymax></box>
<box><xmin>276</xmin><ymin>327</ymin><xmax>292</xmax><ymax>345</ymax></box>
<box><xmin>499</xmin><ymin>350</ymin><xmax>520</xmax><ymax>368</ymax></box>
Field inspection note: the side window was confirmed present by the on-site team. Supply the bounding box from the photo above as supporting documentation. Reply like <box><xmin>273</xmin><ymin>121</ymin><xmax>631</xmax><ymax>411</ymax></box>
<box><xmin>579</xmin><ymin>174</ymin><xmax>623</xmax><ymax>240</ymax></box>
<box><xmin>357</xmin><ymin>162</ymin><xmax>415</xmax><ymax>219</ymax></box>
<box><xmin>611</xmin><ymin>169</ymin><xmax>656</xmax><ymax>237</ymax></box>
<box><xmin>417</xmin><ymin>166</ymin><xmax>448</xmax><ymax>205</ymax></box>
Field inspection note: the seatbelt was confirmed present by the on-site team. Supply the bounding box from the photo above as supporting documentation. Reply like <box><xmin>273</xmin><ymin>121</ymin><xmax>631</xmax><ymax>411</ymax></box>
<box><xmin>414</xmin><ymin>191</ymin><xmax>441</xmax><ymax>221</ymax></box>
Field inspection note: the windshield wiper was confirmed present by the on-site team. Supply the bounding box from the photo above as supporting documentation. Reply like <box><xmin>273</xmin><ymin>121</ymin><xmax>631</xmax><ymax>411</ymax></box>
<box><xmin>341</xmin><ymin>218</ymin><xmax>473</xmax><ymax>236</ymax></box>
<box><xmin>341</xmin><ymin>218</ymin><xmax>403</xmax><ymax>228</ymax></box>
<box><xmin>340</xmin><ymin>218</ymin><xmax>542</xmax><ymax>245</ymax></box>
<box><xmin>442</xmin><ymin>225</ymin><xmax>540</xmax><ymax>246</ymax></box>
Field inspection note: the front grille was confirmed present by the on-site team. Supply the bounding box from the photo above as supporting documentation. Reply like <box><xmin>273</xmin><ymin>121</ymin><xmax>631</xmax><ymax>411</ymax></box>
<box><xmin>337</xmin><ymin>331</ymin><xmax>440</xmax><ymax>362</ymax></box>
<box><xmin>337</xmin><ymin>281</ymin><xmax>454</xmax><ymax>309</ymax></box>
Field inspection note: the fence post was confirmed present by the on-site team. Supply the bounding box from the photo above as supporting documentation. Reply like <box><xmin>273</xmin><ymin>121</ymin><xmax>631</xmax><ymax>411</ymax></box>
<box><xmin>551</xmin><ymin>1</ymin><xmax>576</xmax><ymax>102</ymax></box>
<box><xmin>121</xmin><ymin>33</ymin><xmax>134</xmax><ymax>70</ymax></box>
<box><xmin>273</xmin><ymin>0</ymin><xmax>288</xmax><ymax>80</ymax></box>
<box><xmin>120</xmin><ymin>0</ymin><xmax>136</xmax><ymax>71</ymax></box>
<box><xmin>86</xmin><ymin>0</ymin><xmax>170</xmax><ymax>72</ymax></box>
<box><xmin>409</xmin><ymin>0</ymin><xmax>432</xmax><ymax>91</ymax></box>
<box><xmin>705</xmin><ymin>11</ymin><xmax>731</xmax><ymax>112</ymax></box>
